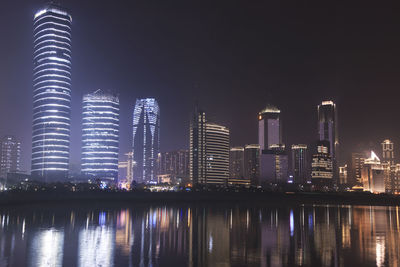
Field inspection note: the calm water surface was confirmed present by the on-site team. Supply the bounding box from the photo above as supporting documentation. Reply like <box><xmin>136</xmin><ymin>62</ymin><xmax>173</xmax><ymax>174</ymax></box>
<box><xmin>0</xmin><ymin>203</ymin><xmax>398</xmax><ymax>267</ymax></box>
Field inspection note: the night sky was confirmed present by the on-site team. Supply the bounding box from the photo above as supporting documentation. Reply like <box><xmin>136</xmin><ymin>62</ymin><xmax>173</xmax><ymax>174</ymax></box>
<box><xmin>1</xmin><ymin>0</ymin><xmax>400</xmax><ymax>172</ymax></box>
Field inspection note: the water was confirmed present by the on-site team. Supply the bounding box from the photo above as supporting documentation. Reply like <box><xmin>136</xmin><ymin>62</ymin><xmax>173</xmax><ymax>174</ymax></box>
<box><xmin>0</xmin><ymin>203</ymin><xmax>399</xmax><ymax>266</ymax></box>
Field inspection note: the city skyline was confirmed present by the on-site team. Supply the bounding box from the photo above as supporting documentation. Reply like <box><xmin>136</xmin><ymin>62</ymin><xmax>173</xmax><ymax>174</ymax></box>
<box><xmin>1</xmin><ymin>1</ymin><xmax>400</xmax><ymax>172</ymax></box>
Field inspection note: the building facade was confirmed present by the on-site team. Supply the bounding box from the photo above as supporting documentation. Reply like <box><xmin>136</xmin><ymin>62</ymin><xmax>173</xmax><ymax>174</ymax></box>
<box><xmin>31</xmin><ymin>4</ymin><xmax>72</xmax><ymax>181</ymax></box>
<box><xmin>311</xmin><ymin>140</ymin><xmax>333</xmax><ymax>186</ymax></box>
<box><xmin>258</xmin><ymin>105</ymin><xmax>282</xmax><ymax>150</ymax></box>
<box><xmin>381</xmin><ymin>139</ymin><xmax>394</xmax><ymax>164</ymax></box>
<box><xmin>189</xmin><ymin>109</ymin><xmax>206</xmax><ymax>185</ymax></box>
<box><xmin>244</xmin><ymin>144</ymin><xmax>260</xmax><ymax>185</ymax></box>
<box><xmin>132</xmin><ymin>98</ymin><xmax>160</xmax><ymax>183</ymax></box>
<box><xmin>81</xmin><ymin>90</ymin><xmax>119</xmax><ymax>183</ymax></box>
<box><xmin>0</xmin><ymin>136</ymin><xmax>21</xmax><ymax>178</ymax></box>
<box><xmin>230</xmin><ymin>147</ymin><xmax>245</xmax><ymax>179</ymax></box>
<box><xmin>260</xmin><ymin>147</ymin><xmax>288</xmax><ymax>183</ymax></box>
<box><xmin>361</xmin><ymin>151</ymin><xmax>388</xmax><ymax>193</ymax></box>
<box><xmin>291</xmin><ymin>144</ymin><xmax>308</xmax><ymax>184</ymax></box>
<box><xmin>317</xmin><ymin>101</ymin><xmax>339</xmax><ymax>182</ymax></box>
<box><xmin>158</xmin><ymin>150</ymin><xmax>189</xmax><ymax>183</ymax></box>
<box><xmin>205</xmin><ymin>123</ymin><xmax>230</xmax><ymax>185</ymax></box>
<box><xmin>189</xmin><ymin>110</ymin><xmax>230</xmax><ymax>186</ymax></box>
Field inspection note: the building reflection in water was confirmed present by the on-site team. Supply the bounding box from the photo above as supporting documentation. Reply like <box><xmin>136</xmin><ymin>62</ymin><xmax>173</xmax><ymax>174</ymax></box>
<box><xmin>0</xmin><ymin>204</ymin><xmax>399</xmax><ymax>266</ymax></box>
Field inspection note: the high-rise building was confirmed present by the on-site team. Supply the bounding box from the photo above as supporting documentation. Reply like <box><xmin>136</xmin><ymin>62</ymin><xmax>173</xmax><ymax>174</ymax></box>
<box><xmin>190</xmin><ymin>109</ymin><xmax>206</xmax><ymax>185</ymax></box>
<box><xmin>31</xmin><ymin>4</ymin><xmax>72</xmax><ymax>181</ymax></box>
<box><xmin>260</xmin><ymin>146</ymin><xmax>288</xmax><ymax>183</ymax></box>
<box><xmin>311</xmin><ymin>140</ymin><xmax>333</xmax><ymax>186</ymax></box>
<box><xmin>349</xmin><ymin>152</ymin><xmax>366</xmax><ymax>185</ymax></box>
<box><xmin>189</xmin><ymin>110</ymin><xmax>230</xmax><ymax>185</ymax></box>
<box><xmin>205</xmin><ymin>123</ymin><xmax>230</xmax><ymax>184</ymax></box>
<box><xmin>158</xmin><ymin>150</ymin><xmax>189</xmax><ymax>182</ymax></box>
<box><xmin>81</xmin><ymin>90</ymin><xmax>119</xmax><ymax>183</ymax></box>
<box><xmin>258</xmin><ymin>105</ymin><xmax>282</xmax><ymax>150</ymax></box>
<box><xmin>132</xmin><ymin>98</ymin><xmax>160</xmax><ymax>183</ymax></box>
<box><xmin>0</xmin><ymin>136</ymin><xmax>21</xmax><ymax>178</ymax></box>
<box><xmin>230</xmin><ymin>147</ymin><xmax>244</xmax><ymax>179</ymax></box>
<box><xmin>244</xmin><ymin>144</ymin><xmax>260</xmax><ymax>185</ymax></box>
<box><xmin>361</xmin><ymin>151</ymin><xmax>388</xmax><ymax>193</ymax></box>
<box><xmin>381</xmin><ymin>139</ymin><xmax>394</xmax><ymax>164</ymax></box>
<box><xmin>317</xmin><ymin>101</ymin><xmax>339</xmax><ymax>181</ymax></box>
<box><xmin>291</xmin><ymin>144</ymin><xmax>308</xmax><ymax>184</ymax></box>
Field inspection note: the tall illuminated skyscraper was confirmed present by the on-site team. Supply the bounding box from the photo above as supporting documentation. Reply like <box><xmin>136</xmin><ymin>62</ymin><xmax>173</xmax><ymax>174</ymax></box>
<box><xmin>132</xmin><ymin>98</ymin><xmax>160</xmax><ymax>183</ymax></box>
<box><xmin>291</xmin><ymin>144</ymin><xmax>308</xmax><ymax>184</ymax></box>
<box><xmin>381</xmin><ymin>139</ymin><xmax>394</xmax><ymax>164</ymax></box>
<box><xmin>258</xmin><ymin>105</ymin><xmax>282</xmax><ymax>150</ymax></box>
<box><xmin>81</xmin><ymin>90</ymin><xmax>119</xmax><ymax>183</ymax></box>
<box><xmin>205</xmin><ymin>123</ymin><xmax>230</xmax><ymax>184</ymax></box>
<box><xmin>317</xmin><ymin>101</ymin><xmax>339</xmax><ymax>181</ymax></box>
<box><xmin>190</xmin><ymin>110</ymin><xmax>230</xmax><ymax>185</ymax></box>
<box><xmin>189</xmin><ymin>109</ymin><xmax>206</xmax><ymax>184</ymax></box>
<box><xmin>31</xmin><ymin>4</ymin><xmax>72</xmax><ymax>181</ymax></box>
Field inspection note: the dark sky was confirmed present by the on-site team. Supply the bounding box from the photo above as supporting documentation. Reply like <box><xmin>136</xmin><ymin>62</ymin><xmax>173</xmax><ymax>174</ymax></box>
<box><xmin>1</xmin><ymin>0</ymin><xmax>400</xmax><ymax>171</ymax></box>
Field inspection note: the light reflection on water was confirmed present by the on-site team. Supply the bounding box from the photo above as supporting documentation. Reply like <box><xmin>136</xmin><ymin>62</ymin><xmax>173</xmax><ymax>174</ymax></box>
<box><xmin>0</xmin><ymin>204</ymin><xmax>399</xmax><ymax>266</ymax></box>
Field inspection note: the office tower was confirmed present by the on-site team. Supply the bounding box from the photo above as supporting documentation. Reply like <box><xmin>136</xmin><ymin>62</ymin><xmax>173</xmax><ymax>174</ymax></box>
<box><xmin>381</xmin><ymin>139</ymin><xmax>394</xmax><ymax>164</ymax></box>
<box><xmin>258</xmin><ymin>105</ymin><xmax>282</xmax><ymax>150</ymax></box>
<box><xmin>317</xmin><ymin>101</ymin><xmax>339</xmax><ymax>181</ymax></box>
<box><xmin>81</xmin><ymin>90</ymin><xmax>119</xmax><ymax>183</ymax></box>
<box><xmin>244</xmin><ymin>144</ymin><xmax>260</xmax><ymax>185</ymax></box>
<box><xmin>205</xmin><ymin>123</ymin><xmax>230</xmax><ymax>184</ymax></box>
<box><xmin>361</xmin><ymin>151</ymin><xmax>388</xmax><ymax>193</ymax></box>
<box><xmin>311</xmin><ymin>140</ymin><xmax>333</xmax><ymax>186</ymax></box>
<box><xmin>189</xmin><ymin>110</ymin><xmax>230</xmax><ymax>185</ymax></box>
<box><xmin>291</xmin><ymin>144</ymin><xmax>308</xmax><ymax>184</ymax></box>
<box><xmin>260</xmin><ymin>146</ymin><xmax>288</xmax><ymax>183</ymax></box>
<box><xmin>0</xmin><ymin>136</ymin><xmax>21</xmax><ymax>178</ymax></box>
<box><xmin>230</xmin><ymin>147</ymin><xmax>244</xmax><ymax>178</ymax></box>
<box><xmin>158</xmin><ymin>150</ymin><xmax>189</xmax><ymax>182</ymax></box>
<box><xmin>190</xmin><ymin>109</ymin><xmax>206</xmax><ymax>185</ymax></box>
<box><xmin>31</xmin><ymin>4</ymin><xmax>72</xmax><ymax>181</ymax></box>
<box><xmin>349</xmin><ymin>152</ymin><xmax>366</xmax><ymax>185</ymax></box>
<box><xmin>132</xmin><ymin>98</ymin><xmax>160</xmax><ymax>183</ymax></box>
<box><xmin>339</xmin><ymin>164</ymin><xmax>348</xmax><ymax>184</ymax></box>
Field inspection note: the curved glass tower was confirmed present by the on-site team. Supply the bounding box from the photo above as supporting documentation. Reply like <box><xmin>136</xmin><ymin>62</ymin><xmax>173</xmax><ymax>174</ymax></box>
<box><xmin>81</xmin><ymin>90</ymin><xmax>119</xmax><ymax>183</ymax></box>
<box><xmin>31</xmin><ymin>4</ymin><xmax>72</xmax><ymax>181</ymax></box>
<box><xmin>132</xmin><ymin>98</ymin><xmax>160</xmax><ymax>183</ymax></box>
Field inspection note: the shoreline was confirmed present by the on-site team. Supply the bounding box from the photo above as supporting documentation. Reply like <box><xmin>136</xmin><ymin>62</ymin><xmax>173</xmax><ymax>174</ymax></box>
<box><xmin>0</xmin><ymin>191</ymin><xmax>400</xmax><ymax>207</ymax></box>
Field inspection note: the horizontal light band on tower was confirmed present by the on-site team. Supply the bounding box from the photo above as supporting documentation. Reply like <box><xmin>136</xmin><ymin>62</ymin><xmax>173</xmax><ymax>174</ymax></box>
<box><xmin>81</xmin><ymin>90</ymin><xmax>119</xmax><ymax>182</ymax></box>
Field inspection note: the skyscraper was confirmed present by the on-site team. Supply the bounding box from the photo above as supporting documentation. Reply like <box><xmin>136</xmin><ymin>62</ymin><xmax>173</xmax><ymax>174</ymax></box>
<box><xmin>317</xmin><ymin>101</ymin><xmax>339</xmax><ymax>181</ymax></box>
<box><xmin>132</xmin><ymin>98</ymin><xmax>160</xmax><ymax>183</ymax></box>
<box><xmin>311</xmin><ymin>140</ymin><xmax>333</xmax><ymax>186</ymax></box>
<box><xmin>291</xmin><ymin>144</ymin><xmax>308</xmax><ymax>184</ymax></box>
<box><xmin>205</xmin><ymin>123</ymin><xmax>230</xmax><ymax>184</ymax></box>
<box><xmin>258</xmin><ymin>105</ymin><xmax>288</xmax><ymax>183</ymax></box>
<box><xmin>0</xmin><ymin>136</ymin><xmax>21</xmax><ymax>178</ymax></box>
<box><xmin>31</xmin><ymin>4</ymin><xmax>72</xmax><ymax>181</ymax></box>
<box><xmin>381</xmin><ymin>139</ymin><xmax>394</xmax><ymax>164</ymax></box>
<box><xmin>189</xmin><ymin>110</ymin><xmax>230</xmax><ymax>185</ymax></box>
<box><xmin>230</xmin><ymin>147</ymin><xmax>245</xmax><ymax>179</ymax></box>
<box><xmin>258</xmin><ymin>105</ymin><xmax>282</xmax><ymax>150</ymax></box>
<box><xmin>244</xmin><ymin>144</ymin><xmax>260</xmax><ymax>185</ymax></box>
<box><xmin>350</xmin><ymin>152</ymin><xmax>366</xmax><ymax>185</ymax></box>
<box><xmin>190</xmin><ymin>109</ymin><xmax>206</xmax><ymax>185</ymax></box>
<box><xmin>361</xmin><ymin>151</ymin><xmax>388</xmax><ymax>193</ymax></box>
<box><xmin>81</xmin><ymin>90</ymin><xmax>119</xmax><ymax>183</ymax></box>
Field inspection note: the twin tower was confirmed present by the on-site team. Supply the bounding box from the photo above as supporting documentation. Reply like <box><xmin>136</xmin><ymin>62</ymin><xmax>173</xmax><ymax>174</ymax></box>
<box><xmin>31</xmin><ymin>4</ymin><xmax>160</xmax><ymax>183</ymax></box>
